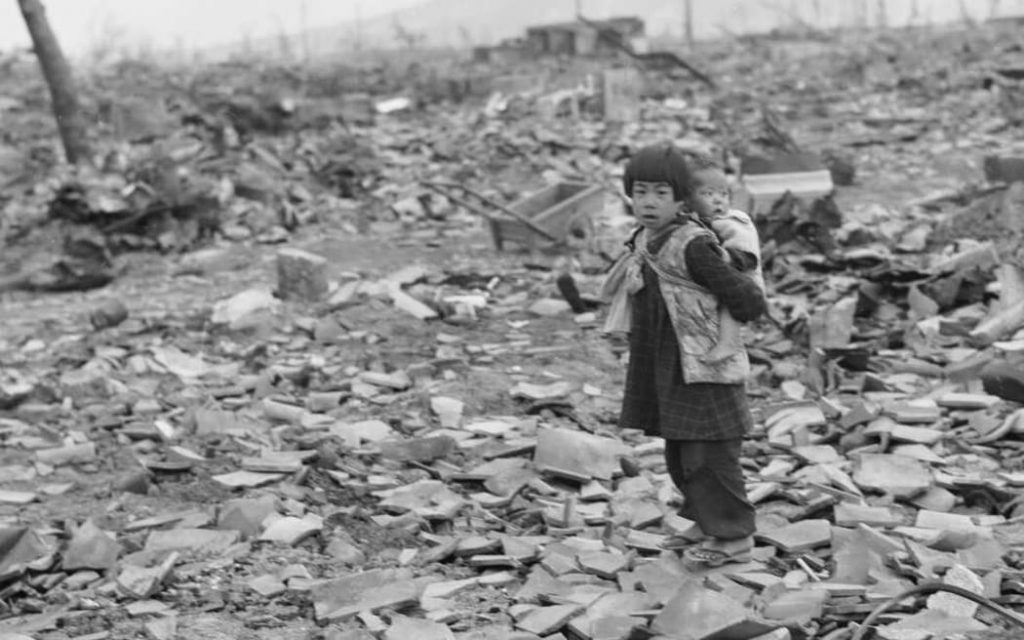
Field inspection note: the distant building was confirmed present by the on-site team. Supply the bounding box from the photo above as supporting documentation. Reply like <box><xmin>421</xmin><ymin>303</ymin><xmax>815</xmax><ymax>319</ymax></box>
<box><xmin>525</xmin><ymin>17</ymin><xmax>645</xmax><ymax>57</ymax></box>
<box><xmin>472</xmin><ymin>39</ymin><xmax>531</xmax><ymax>64</ymax></box>
<box><xmin>473</xmin><ymin>17</ymin><xmax>645</xmax><ymax>63</ymax></box>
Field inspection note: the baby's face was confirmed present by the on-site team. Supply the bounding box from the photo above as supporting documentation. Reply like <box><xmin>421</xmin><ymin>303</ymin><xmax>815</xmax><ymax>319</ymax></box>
<box><xmin>691</xmin><ymin>170</ymin><xmax>730</xmax><ymax>220</ymax></box>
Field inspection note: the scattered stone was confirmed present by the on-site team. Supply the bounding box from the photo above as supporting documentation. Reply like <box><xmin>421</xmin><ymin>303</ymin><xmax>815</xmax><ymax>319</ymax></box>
<box><xmin>756</xmin><ymin>520</ymin><xmax>833</xmax><ymax>552</ymax></box>
<box><xmin>144</xmin><ymin>615</ymin><xmax>177</xmax><ymax>640</ymax></box>
<box><xmin>218</xmin><ymin>496</ymin><xmax>278</xmax><ymax>539</ymax></box>
<box><xmin>36</xmin><ymin>442</ymin><xmax>97</xmax><ymax>466</ymax></box>
<box><xmin>145</xmin><ymin>529</ymin><xmax>239</xmax><ymax>555</ymax></box>
<box><xmin>380</xmin><ymin>435</ymin><xmax>456</xmax><ymax>463</ymax></box>
<box><xmin>510</xmin><ymin>381</ymin><xmax>574</xmax><ymax>401</ymax></box>
<box><xmin>915</xmin><ymin>510</ymin><xmax>976</xmax><ymax>532</ymax></box>
<box><xmin>260</xmin><ymin>514</ymin><xmax>323</xmax><ymax>545</ymax></box>
<box><xmin>249</xmin><ymin>573</ymin><xmax>287</xmax><ymax>597</ymax></box>
<box><xmin>791</xmin><ymin>445</ymin><xmax>841</xmax><ymax>464</ymax></box>
<box><xmin>376</xmin><ymin>480</ymin><xmax>468</xmax><ymax>519</ymax></box>
<box><xmin>277</xmin><ymin>248</ymin><xmax>329</xmax><ymax>301</ymax></box>
<box><xmin>391</xmin><ymin>288</ymin><xmax>439</xmax><ymax>320</ymax></box>
<box><xmin>852</xmin><ymin>454</ymin><xmax>932</xmax><ymax>498</ymax></box>
<box><xmin>0</xmin><ymin>490</ymin><xmax>37</xmax><ymax>505</ymax></box>
<box><xmin>326</xmin><ymin>537</ymin><xmax>366</xmax><ymax>565</ymax></box>
<box><xmin>578</xmin><ymin>552</ymin><xmax>628</xmax><ymax>579</ymax></box>
<box><xmin>63</xmin><ymin>519</ymin><xmax>119</xmax><ymax>571</ymax></box>
<box><xmin>515</xmin><ymin>604</ymin><xmax>584</xmax><ymax>636</ymax></box>
<box><xmin>890</xmin><ymin>425</ymin><xmax>943</xmax><ymax>445</ymax></box>
<box><xmin>59</xmin><ymin>368</ymin><xmax>112</xmax><ymax>401</ymax></box>
<box><xmin>125</xmin><ymin>600</ymin><xmax>171</xmax><ymax>617</ymax></box>
<box><xmin>431</xmin><ymin>396</ymin><xmax>465</xmax><ymax>428</ymax></box>
<box><xmin>927</xmin><ymin>563</ymin><xmax>985</xmax><ymax>618</ymax></box>
<box><xmin>213</xmin><ymin>470</ymin><xmax>285</xmax><ymax>489</ymax></box>
<box><xmin>834</xmin><ymin>503</ymin><xmax>901</xmax><ymax>528</ymax></box>
<box><xmin>528</xmin><ymin>298</ymin><xmax>572</xmax><ymax>317</ymax></box>
<box><xmin>117</xmin><ymin>552</ymin><xmax>178</xmax><ymax>598</ymax></box>
<box><xmin>651</xmin><ymin>580</ymin><xmax>776</xmax><ymax>639</ymax></box>
<box><xmin>762</xmin><ymin>588</ymin><xmax>829</xmax><ymax>624</ymax></box>
<box><xmin>422</xmin><ymin>577</ymin><xmax>480</xmax><ymax>601</ymax></box>
<box><xmin>385</xmin><ymin>614</ymin><xmax>455</xmax><ymax>640</ymax></box>
<box><xmin>534</xmin><ymin>428</ymin><xmax>630</xmax><ymax>481</ymax></box>
<box><xmin>210</xmin><ymin>287</ymin><xmax>280</xmax><ymax>328</ymax></box>
<box><xmin>64</xmin><ymin>570</ymin><xmax>102</xmax><ymax>590</ymax></box>
<box><xmin>936</xmin><ymin>393</ymin><xmax>1000</xmax><ymax>410</ymax></box>
<box><xmin>89</xmin><ymin>299</ymin><xmax>129</xmax><ymax>329</ymax></box>
<box><xmin>312</xmin><ymin>568</ymin><xmax>418</xmax><ymax>622</ymax></box>
<box><xmin>361</xmin><ymin>370</ymin><xmax>412</xmax><ymax>390</ymax></box>
<box><xmin>878</xmin><ymin>609</ymin><xmax>988</xmax><ymax>639</ymax></box>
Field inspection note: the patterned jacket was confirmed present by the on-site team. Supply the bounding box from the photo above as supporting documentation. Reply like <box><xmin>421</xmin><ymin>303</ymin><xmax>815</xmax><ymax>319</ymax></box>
<box><xmin>633</xmin><ymin>222</ymin><xmax>754</xmax><ymax>384</ymax></box>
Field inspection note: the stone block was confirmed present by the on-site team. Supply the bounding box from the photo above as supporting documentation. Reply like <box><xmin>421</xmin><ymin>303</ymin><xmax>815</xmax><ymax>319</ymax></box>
<box><xmin>260</xmin><ymin>514</ymin><xmax>323</xmax><ymax>546</ymax></box>
<box><xmin>578</xmin><ymin>552</ymin><xmax>629</xmax><ymax>580</ymax></box>
<box><xmin>515</xmin><ymin>604</ymin><xmax>584</xmax><ymax>636</ymax></box>
<box><xmin>756</xmin><ymin>519</ymin><xmax>832</xmax><ymax>553</ymax></box>
<box><xmin>762</xmin><ymin>588</ymin><xmax>829</xmax><ymax>624</ymax></box>
<box><xmin>145</xmin><ymin>528</ymin><xmax>239</xmax><ymax>555</ymax></box>
<box><xmin>852</xmin><ymin>454</ymin><xmax>932</xmax><ymax>499</ymax></box>
<box><xmin>312</xmin><ymin>568</ymin><xmax>417</xmax><ymax>622</ymax></box>
<box><xmin>834</xmin><ymin>503</ymin><xmax>901</xmax><ymax>528</ymax></box>
<box><xmin>385</xmin><ymin>614</ymin><xmax>456</xmax><ymax>640</ymax></box>
<box><xmin>534</xmin><ymin>427</ymin><xmax>630</xmax><ymax>481</ymax></box>
<box><xmin>63</xmin><ymin>519</ymin><xmax>120</xmax><ymax>571</ymax></box>
<box><xmin>651</xmin><ymin>580</ymin><xmax>776</xmax><ymax>639</ymax></box>
<box><xmin>276</xmin><ymin>248</ymin><xmax>329</xmax><ymax>301</ymax></box>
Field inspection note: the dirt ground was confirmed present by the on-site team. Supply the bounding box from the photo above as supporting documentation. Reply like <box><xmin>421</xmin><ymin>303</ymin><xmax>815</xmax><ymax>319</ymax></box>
<box><xmin>6</xmin><ymin>17</ymin><xmax>1024</xmax><ymax>640</ymax></box>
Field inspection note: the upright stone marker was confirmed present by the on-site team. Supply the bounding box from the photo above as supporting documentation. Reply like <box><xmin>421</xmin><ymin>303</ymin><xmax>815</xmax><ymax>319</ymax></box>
<box><xmin>276</xmin><ymin>248</ymin><xmax>329</xmax><ymax>301</ymax></box>
<box><xmin>602</xmin><ymin>68</ymin><xmax>642</xmax><ymax>122</ymax></box>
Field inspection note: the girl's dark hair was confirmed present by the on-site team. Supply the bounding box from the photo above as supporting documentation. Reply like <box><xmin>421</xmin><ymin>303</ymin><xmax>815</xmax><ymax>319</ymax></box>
<box><xmin>622</xmin><ymin>144</ymin><xmax>693</xmax><ymax>202</ymax></box>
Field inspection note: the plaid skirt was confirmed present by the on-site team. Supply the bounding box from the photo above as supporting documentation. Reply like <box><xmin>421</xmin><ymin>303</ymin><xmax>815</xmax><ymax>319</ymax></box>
<box><xmin>618</xmin><ymin>260</ymin><xmax>752</xmax><ymax>441</ymax></box>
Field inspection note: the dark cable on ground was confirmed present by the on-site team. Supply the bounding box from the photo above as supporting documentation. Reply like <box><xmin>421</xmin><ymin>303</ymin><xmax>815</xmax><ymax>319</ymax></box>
<box><xmin>849</xmin><ymin>582</ymin><xmax>1024</xmax><ymax>640</ymax></box>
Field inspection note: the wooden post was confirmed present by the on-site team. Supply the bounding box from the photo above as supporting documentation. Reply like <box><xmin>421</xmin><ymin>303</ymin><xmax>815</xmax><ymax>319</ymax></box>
<box><xmin>17</xmin><ymin>0</ymin><xmax>91</xmax><ymax>164</ymax></box>
<box><xmin>300</xmin><ymin>0</ymin><xmax>311</xmax><ymax>63</ymax></box>
<box><xmin>683</xmin><ymin>0</ymin><xmax>694</xmax><ymax>47</ymax></box>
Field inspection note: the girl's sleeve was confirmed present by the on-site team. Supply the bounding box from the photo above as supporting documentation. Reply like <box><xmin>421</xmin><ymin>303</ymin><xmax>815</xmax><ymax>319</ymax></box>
<box><xmin>685</xmin><ymin>236</ymin><xmax>766</xmax><ymax>322</ymax></box>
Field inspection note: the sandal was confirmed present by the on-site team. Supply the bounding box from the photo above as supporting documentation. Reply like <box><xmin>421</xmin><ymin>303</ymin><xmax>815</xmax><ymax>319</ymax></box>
<box><xmin>660</xmin><ymin>535</ymin><xmax>699</xmax><ymax>551</ymax></box>
<box><xmin>660</xmin><ymin>524</ymin><xmax>707</xmax><ymax>550</ymax></box>
<box><xmin>683</xmin><ymin>545</ymin><xmax>752</xmax><ymax>567</ymax></box>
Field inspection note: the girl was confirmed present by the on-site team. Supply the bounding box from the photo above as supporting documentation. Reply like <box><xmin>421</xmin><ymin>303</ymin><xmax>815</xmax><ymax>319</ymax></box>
<box><xmin>615</xmin><ymin>144</ymin><xmax>767</xmax><ymax>566</ymax></box>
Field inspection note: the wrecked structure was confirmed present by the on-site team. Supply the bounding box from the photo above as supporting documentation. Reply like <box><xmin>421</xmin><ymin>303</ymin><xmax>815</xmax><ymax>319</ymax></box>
<box><xmin>474</xmin><ymin>16</ymin><xmax>647</xmax><ymax>63</ymax></box>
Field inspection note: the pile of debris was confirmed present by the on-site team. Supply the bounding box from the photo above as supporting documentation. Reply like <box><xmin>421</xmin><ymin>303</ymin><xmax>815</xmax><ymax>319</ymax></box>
<box><xmin>4</xmin><ymin>14</ymin><xmax>1024</xmax><ymax>640</ymax></box>
<box><xmin>2</xmin><ymin>215</ymin><xmax>1024</xmax><ymax>638</ymax></box>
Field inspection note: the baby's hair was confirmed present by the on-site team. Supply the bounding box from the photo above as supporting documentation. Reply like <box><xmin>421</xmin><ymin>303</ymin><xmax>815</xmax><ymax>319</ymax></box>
<box><xmin>622</xmin><ymin>144</ymin><xmax>693</xmax><ymax>202</ymax></box>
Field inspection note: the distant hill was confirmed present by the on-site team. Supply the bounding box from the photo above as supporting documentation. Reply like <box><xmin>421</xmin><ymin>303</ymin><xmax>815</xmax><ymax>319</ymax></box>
<box><xmin>219</xmin><ymin>0</ymin><xmax>1024</xmax><ymax>59</ymax></box>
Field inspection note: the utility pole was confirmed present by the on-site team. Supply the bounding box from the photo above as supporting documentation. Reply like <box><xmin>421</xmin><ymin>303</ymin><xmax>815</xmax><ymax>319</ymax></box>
<box><xmin>300</xmin><ymin>0</ymin><xmax>310</xmax><ymax>63</ymax></box>
<box><xmin>355</xmin><ymin>2</ymin><xmax>363</xmax><ymax>52</ymax></box>
<box><xmin>683</xmin><ymin>0</ymin><xmax>694</xmax><ymax>47</ymax></box>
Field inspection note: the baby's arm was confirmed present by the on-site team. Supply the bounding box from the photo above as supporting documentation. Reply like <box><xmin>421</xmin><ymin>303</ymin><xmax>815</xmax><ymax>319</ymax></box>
<box><xmin>721</xmin><ymin>241</ymin><xmax>759</xmax><ymax>272</ymax></box>
<box><xmin>685</xmin><ymin>236</ymin><xmax>765</xmax><ymax>323</ymax></box>
<box><xmin>714</xmin><ymin>214</ymin><xmax>760</xmax><ymax>273</ymax></box>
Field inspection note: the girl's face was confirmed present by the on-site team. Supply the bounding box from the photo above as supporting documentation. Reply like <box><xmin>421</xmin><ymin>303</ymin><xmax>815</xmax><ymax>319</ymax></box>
<box><xmin>631</xmin><ymin>181</ymin><xmax>680</xmax><ymax>232</ymax></box>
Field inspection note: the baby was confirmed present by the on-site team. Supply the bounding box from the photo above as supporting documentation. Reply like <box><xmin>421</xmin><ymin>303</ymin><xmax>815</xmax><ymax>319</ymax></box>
<box><xmin>687</xmin><ymin>157</ymin><xmax>764</xmax><ymax>363</ymax></box>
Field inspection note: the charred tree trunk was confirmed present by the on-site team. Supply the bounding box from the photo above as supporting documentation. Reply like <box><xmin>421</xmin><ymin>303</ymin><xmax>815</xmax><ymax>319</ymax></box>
<box><xmin>18</xmin><ymin>0</ymin><xmax>91</xmax><ymax>164</ymax></box>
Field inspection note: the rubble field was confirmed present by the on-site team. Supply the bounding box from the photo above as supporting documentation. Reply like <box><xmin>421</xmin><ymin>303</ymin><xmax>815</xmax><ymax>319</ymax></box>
<box><xmin>5</xmin><ymin>16</ymin><xmax>1024</xmax><ymax>640</ymax></box>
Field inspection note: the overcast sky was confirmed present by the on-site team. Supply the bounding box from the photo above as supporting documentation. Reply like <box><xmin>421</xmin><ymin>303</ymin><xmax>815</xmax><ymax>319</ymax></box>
<box><xmin>4</xmin><ymin>0</ymin><xmax>1024</xmax><ymax>58</ymax></box>
<box><xmin>0</xmin><ymin>0</ymin><xmax>423</xmax><ymax>56</ymax></box>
